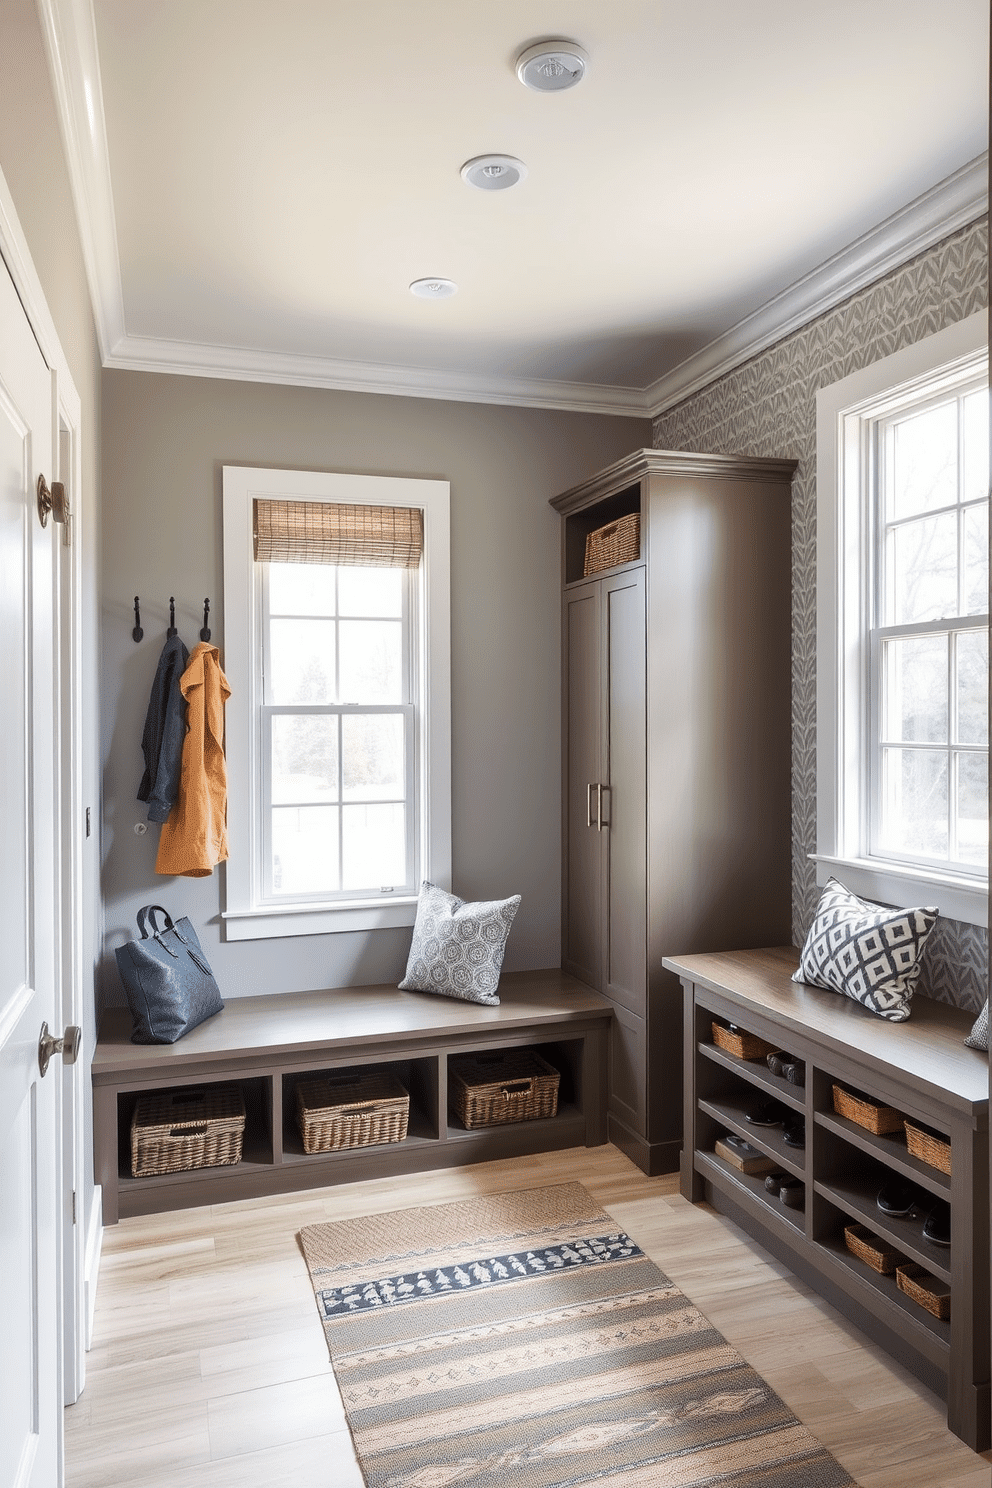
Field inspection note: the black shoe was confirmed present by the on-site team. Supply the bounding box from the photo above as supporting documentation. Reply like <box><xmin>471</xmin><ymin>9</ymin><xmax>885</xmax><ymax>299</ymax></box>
<box><xmin>876</xmin><ymin>1180</ymin><xmax>918</xmax><ymax>1217</ymax></box>
<box><xmin>764</xmin><ymin>1170</ymin><xmax>788</xmax><ymax>1195</ymax></box>
<box><xmin>922</xmin><ymin>1202</ymin><xmax>951</xmax><ymax>1246</ymax></box>
<box><xmin>782</xmin><ymin>1059</ymin><xmax>806</xmax><ymax>1087</ymax></box>
<box><xmin>779</xmin><ymin>1176</ymin><xmax>805</xmax><ymax>1209</ymax></box>
<box><xmin>745</xmin><ymin>1101</ymin><xmax>785</xmax><ymax>1127</ymax></box>
<box><xmin>783</xmin><ymin>1120</ymin><xmax>805</xmax><ymax>1148</ymax></box>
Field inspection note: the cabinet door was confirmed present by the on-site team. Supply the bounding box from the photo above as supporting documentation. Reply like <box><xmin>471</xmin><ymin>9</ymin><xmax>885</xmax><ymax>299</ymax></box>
<box><xmin>562</xmin><ymin>582</ymin><xmax>603</xmax><ymax>988</ymax></box>
<box><xmin>604</xmin><ymin>569</ymin><xmax>646</xmax><ymax>1014</ymax></box>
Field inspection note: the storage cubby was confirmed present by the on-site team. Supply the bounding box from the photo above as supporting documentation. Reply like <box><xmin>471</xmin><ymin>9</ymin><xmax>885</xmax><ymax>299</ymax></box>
<box><xmin>562</xmin><ymin>482</ymin><xmax>641</xmax><ymax>586</ymax></box>
<box><xmin>667</xmin><ymin>944</ymin><xmax>989</xmax><ymax>1452</ymax></box>
<box><xmin>93</xmin><ymin>971</ymin><xmax>611</xmax><ymax>1225</ymax></box>
<box><xmin>281</xmin><ymin>1058</ymin><xmax>439</xmax><ymax>1159</ymax></box>
<box><xmin>115</xmin><ymin>1074</ymin><xmax>273</xmax><ymax>1184</ymax></box>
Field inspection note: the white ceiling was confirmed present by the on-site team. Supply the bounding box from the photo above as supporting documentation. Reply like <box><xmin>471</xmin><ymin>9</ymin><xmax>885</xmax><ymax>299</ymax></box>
<box><xmin>41</xmin><ymin>0</ymin><xmax>989</xmax><ymax>415</ymax></box>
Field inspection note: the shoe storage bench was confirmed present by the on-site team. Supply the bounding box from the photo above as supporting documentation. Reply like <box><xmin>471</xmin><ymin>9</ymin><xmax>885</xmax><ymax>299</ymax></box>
<box><xmin>666</xmin><ymin>945</ymin><xmax>989</xmax><ymax>1451</ymax></box>
<box><xmin>92</xmin><ymin>969</ymin><xmax>611</xmax><ymax>1226</ymax></box>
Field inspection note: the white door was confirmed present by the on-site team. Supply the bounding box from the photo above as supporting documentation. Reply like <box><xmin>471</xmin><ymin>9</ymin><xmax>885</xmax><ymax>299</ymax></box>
<box><xmin>0</xmin><ymin>253</ymin><xmax>63</xmax><ymax>1485</ymax></box>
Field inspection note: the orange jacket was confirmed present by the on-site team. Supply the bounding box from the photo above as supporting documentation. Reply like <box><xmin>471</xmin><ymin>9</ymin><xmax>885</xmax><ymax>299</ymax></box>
<box><xmin>156</xmin><ymin>642</ymin><xmax>230</xmax><ymax>877</ymax></box>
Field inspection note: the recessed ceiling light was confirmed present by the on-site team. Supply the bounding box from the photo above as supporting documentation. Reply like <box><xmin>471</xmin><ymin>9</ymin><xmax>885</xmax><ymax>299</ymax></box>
<box><xmin>409</xmin><ymin>278</ymin><xmax>457</xmax><ymax>300</ymax></box>
<box><xmin>516</xmin><ymin>40</ymin><xmax>588</xmax><ymax>92</ymax></box>
<box><xmin>460</xmin><ymin>155</ymin><xmax>528</xmax><ymax>191</ymax></box>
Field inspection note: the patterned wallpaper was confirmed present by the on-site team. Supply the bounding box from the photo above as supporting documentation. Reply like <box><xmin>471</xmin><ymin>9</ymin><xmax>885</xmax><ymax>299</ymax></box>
<box><xmin>653</xmin><ymin>220</ymin><xmax>989</xmax><ymax>1014</ymax></box>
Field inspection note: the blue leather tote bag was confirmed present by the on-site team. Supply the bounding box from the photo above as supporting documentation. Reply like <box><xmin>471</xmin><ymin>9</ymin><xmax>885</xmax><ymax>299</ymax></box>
<box><xmin>115</xmin><ymin>904</ymin><xmax>224</xmax><ymax>1043</ymax></box>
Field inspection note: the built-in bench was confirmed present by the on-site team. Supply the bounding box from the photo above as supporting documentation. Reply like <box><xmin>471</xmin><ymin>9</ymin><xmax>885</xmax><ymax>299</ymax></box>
<box><xmin>92</xmin><ymin>968</ymin><xmax>612</xmax><ymax>1224</ymax></box>
<box><xmin>668</xmin><ymin>945</ymin><xmax>990</xmax><ymax>1451</ymax></box>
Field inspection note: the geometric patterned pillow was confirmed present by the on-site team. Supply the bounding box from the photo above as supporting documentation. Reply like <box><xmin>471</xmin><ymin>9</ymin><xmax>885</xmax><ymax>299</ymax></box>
<box><xmin>793</xmin><ymin>878</ymin><xmax>938</xmax><ymax>1022</ymax></box>
<box><xmin>965</xmin><ymin>998</ymin><xmax>989</xmax><ymax>1051</ymax></box>
<box><xmin>399</xmin><ymin>881</ymin><xmax>521</xmax><ymax>1006</ymax></box>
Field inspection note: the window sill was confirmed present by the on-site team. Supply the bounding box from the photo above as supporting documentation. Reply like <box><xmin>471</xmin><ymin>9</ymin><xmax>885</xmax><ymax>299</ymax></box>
<box><xmin>221</xmin><ymin>897</ymin><xmax>418</xmax><ymax>941</ymax></box>
<box><xmin>810</xmin><ymin>854</ymin><xmax>988</xmax><ymax>929</ymax></box>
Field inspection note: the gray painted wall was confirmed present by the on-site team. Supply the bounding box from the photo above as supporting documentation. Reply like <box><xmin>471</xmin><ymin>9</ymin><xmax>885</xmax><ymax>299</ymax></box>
<box><xmin>654</xmin><ymin>219</ymin><xmax>989</xmax><ymax>1014</ymax></box>
<box><xmin>99</xmin><ymin>370</ymin><xmax>649</xmax><ymax>1006</ymax></box>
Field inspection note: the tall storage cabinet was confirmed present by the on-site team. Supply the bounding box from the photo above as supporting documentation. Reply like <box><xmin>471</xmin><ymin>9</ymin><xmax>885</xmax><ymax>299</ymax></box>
<box><xmin>552</xmin><ymin>449</ymin><xmax>797</xmax><ymax>1175</ymax></box>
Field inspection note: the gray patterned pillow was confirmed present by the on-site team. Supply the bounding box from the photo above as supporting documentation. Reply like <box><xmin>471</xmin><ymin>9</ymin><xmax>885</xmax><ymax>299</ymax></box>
<box><xmin>965</xmin><ymin>999</ymin><xmax>988</xmax><ymax>1051</ymax></box>
<box><xmin>793</xmin><ymin>878</ymin><xmax>938</xmax><ymax>1022</ymax></box>
<box><xmin>399</xmin><ymin>882</ymin><xmax>521</xmax><ymax>1005</ymax></box>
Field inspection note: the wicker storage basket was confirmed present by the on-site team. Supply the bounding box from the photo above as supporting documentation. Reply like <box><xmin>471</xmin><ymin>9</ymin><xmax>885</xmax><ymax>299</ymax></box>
<box><xmin>583</xmin><ymin>513</ymin><xmax>640</xmax><ymax>576</ymax></box>
<box><xmin>449</xmin><ymin>1048</ymin><xmax>560</xmax><ymax>1129</ymax></box>
<box><xmin>711</xmin><ymin>1021</ymin><xmax>777</xmax><ymax>1062</ymax></box>
<box><xmin>831</xmin><ymin>1084</ymin><xmax>904</xmax><ymax>1135</ymax></box>
<box><xmin>295</xmin><ymin>1069</ymin><xmax>409</xmax><ymax>1153</ymax></box>
<box><xmin>130</xmin><ymin>1085</ymin><xmax>246</xmax><ymax>1178</ymax></box>
<box><xmin>896</xmin><ymin>1262</ymin><xmax>951</xmax><ymax>1321</ymax></box>
<box><xmin>904</xmin><ymin>1120</ymin><xmax>952</xmax><ymax>1176</ymax></box>
<box><xmin>844</xmin><ymin>1223</ymin><xmax>905</xmax><ymax>1275</ymax></box>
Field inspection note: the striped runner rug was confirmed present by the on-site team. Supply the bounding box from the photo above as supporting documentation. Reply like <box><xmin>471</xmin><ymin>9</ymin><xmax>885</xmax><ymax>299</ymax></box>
<box><xmin>300</xmin><ymin>1182</ymin><xmax>858</xmax><ymax>1488</ymax></box>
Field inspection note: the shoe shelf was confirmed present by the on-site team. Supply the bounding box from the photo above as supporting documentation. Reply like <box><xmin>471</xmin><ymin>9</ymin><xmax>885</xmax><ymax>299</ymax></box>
<box><xmin>815</xmin><ymin>1107</ymin><xmax>952</xmax><ymax>1198</ymax></box>
<box><xmin>666</xmin><ymin>945</ymin><xmax>989</xmax><ymax>1453</ymax></box>
<box><xmin>696</xmin><ymin>1094</ymin><xmax>805</xmax><ymax>1179</ymax></box>
<box><xmin>694</xmin><ymin>1148</ymin><xmax>806</xmax><ymax>1237</ymax></box>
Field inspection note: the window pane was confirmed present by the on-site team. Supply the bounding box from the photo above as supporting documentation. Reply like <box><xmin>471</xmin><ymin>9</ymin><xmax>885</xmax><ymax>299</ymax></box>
<box><xmin>963</xmin><ymin>389</ymin><xmax>989</xmax><ymax>505</ymax></box>
<box><xmin>879</xmin><ymin>748</ymin><xmax>948</xmax><ymax>858</ymax></box>
<box><xmin>271</xmin><ymin>805</ymin><xmax>340</xmax><ymax>894</ymax></box>
<box><xmin>955</xmin><ymin>629</ymin><xmax>989</xmax><ymax>746</ymax></box>
<box><xmin>272</xmin><ymin>715</ymin><xmax>338</xmax><ymax>803</ymax></box>
<box><xmin>268</xmin><ymin>563</ymin><xmax>337</xmax><ymax>617</ymax></box>
<box><xmin>956</xmin><ymin>752</ymin><xmax>989</xmax><ymax>867</ymax></box>
<box><xmin>268</xmin><ymin>618</ymin><xmax>336</xmax><ymax>703</ymax></box>
<box><xmin>963</xmin><ymin>503</ymin><xmax>990</xmax><ymax>615</ymax></box>
<box><xmin>339</xmin><ymin>620</ymin><xmax>402</xmax><ymax>702</ymax></box>
<box><xmin>342</xmin><ymin>803</ymin><xmax>406</xmax><ymax>889</ymax></box>
<box><xmin>342</xmin><ymin>714</ymin><xmax>404</xmax><ymax>801</ymax></box>
<box><xmin>338</xmin><ymin>566</ymin><xmax>403</xmax><ymax>618</ymax></box>
<box><xmin>888</xmin><ymin>513</ymin><xmax>957</xmax><ymax>624</ymax></box>
<box><xmin>882</xmin><ymin>635</ymin><xmax>947</xmax><ymax>743</ymax></box>
<box><xmin>890</xmin><ymin>402</ymin><xmax>957</xmax><ymax>518</ymax></box>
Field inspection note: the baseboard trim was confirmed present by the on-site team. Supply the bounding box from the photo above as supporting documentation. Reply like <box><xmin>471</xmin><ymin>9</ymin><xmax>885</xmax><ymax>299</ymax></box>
<box><xmin>83</xmin><ymin>1185</ymin><xmax>103</xmax><ymax>1351</ymax></box>
<box><xmin>607</xmin><ymin>1117</ymin><xmax>680</xmax><ymax>1177</ymax></box>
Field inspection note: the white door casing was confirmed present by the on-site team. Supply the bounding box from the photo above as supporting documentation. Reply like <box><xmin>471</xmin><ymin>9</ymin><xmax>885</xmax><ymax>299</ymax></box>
<box><xmin>0</xmin><ymin>252</ymin><xmax>63</xmax><ymax>1485</ymax></box>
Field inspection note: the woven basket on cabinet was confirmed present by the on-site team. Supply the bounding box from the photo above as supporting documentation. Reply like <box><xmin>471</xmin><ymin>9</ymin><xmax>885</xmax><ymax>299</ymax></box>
<box><xmin>130</xmin><ymin>1085</ymin><xmax>246</xmax><ymax>1177</ymax></box>
<box><xmin>295</xmin><ymin>1068</ymin><xmax>410</xmax><ymax>1153</ymax></box>
<box><xmin>449</xmin><ymin>1048</ymin><xmax>560</xmax><ymax>1129</ymax></box>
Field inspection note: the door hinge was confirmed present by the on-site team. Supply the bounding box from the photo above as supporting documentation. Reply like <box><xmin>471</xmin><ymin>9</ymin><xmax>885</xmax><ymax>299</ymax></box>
<box><xmin>72</xmin><ymin>1190</ymin><xmax>77</xmax><ymax>1225</ymax></box>
<box><xmin>85</xmin><ymin>806</ymin><xmax>91</xmax><ymax>838</ymax></box>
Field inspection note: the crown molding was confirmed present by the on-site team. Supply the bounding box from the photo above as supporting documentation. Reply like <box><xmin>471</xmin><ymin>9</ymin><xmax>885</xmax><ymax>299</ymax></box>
<box><xmin>37</xmin><ymin>0</ymin><xmax>987</xmax><ymax>418</ymax></box>
<box><xmin>645</xmin><ymin>153</ymin><xmax>989</xmax><ymax>419</ymax></box>
<box><xmin>103</xmin><ymin>333</ymin><xmax>652</xmax><ymax>416</ymax></box>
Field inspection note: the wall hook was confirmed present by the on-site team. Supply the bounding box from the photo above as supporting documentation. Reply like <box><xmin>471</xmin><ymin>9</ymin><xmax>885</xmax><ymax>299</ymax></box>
<box><xmin>167</xmin><ymin>596</ymin><xmax>177</xmax><ymax>638</ymax></box>
<box><xmin>199</xmin><ymin>598</ymin><xmax>211</xmax><ymax>642</ymax></box>
<box><xmin>132</xmin><ymin>596</ymin><xmax>143</xmax><ymax>643</ymax></box>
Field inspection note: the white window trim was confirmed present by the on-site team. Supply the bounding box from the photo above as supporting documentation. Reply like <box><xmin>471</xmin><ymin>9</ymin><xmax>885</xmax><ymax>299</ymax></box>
<box><xmin>221</xmin><ymin>465</ymin><xmax>451</xmax><ymax>939</ymax></box>
<box><xmin>814</xmin><ymin>310</ymin><xmax>989</xmax><ymax>928</ymax></box>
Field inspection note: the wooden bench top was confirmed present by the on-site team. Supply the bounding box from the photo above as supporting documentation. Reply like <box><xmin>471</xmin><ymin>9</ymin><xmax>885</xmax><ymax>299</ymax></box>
<box><xmin>92</xmin><ymin>968</ymin><xmax>612</xmax><ymax>1081</ymax></box>
<box><xmin>664</xmin><ymin>945</ymin><xmax>988</xmax><ymax>1116</ymax></box>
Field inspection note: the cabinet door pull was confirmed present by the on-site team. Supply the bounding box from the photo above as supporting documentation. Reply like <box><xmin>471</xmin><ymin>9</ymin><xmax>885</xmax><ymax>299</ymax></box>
<box><xmin>587</xmin><ymin>783</ymin><xmax>596</xmax><ymax>828</ymax></box>
<box><xmin>599</xmin><ymin>784</ymin><xmax>610</xmax><ymax>831</ymax></box>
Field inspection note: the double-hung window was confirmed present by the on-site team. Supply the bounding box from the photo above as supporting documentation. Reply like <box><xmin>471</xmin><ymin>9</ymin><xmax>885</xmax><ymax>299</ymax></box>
<box><xmin>222</xmin><ymin>467</ymin><xmax>451</xmax><ymax>940</ymax></box>
<box><xmin>815</xmin><ymin>310</ymin><xmax>989</xmax><ymax>925</ymax></box>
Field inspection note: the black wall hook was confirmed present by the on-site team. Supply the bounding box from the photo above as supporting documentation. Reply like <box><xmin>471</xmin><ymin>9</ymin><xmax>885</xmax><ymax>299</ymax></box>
<box><xmin>132</xmin><ymin>596</ymin><xmax>143</xmax><ymax>642</ymax></box>
<box><xmin>167</xmin><ymin>596</ymin><xmax>177</xmax><ymax>638</ymax></box>
<box><xmin>200</xmin><ymin>598</ymin><xmax>211</xmax><ymax>642</ymax></box>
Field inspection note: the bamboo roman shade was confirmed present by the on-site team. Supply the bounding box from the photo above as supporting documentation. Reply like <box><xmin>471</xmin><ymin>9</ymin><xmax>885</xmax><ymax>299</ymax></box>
<box><xmin>253</xmin><ymin>499</ymin><xmax>424</xmax><ymax>568</ymax></box>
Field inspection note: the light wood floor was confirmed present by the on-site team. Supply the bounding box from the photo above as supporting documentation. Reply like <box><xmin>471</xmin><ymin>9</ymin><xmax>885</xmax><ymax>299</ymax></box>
<box><xmin>66</xmin><ymin>1143</ymin><xmax>991</xmax><ymax>1488</ymax></box>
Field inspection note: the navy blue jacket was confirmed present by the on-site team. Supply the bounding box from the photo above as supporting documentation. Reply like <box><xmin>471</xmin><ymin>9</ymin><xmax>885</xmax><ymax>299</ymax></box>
<box><xmin>137</xmin><ymin>633</ymin><xmax>190</xmax><ymax>823</ymax></box>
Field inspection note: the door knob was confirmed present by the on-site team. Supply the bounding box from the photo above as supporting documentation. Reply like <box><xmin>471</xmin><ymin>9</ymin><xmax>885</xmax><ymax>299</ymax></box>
<box><xmin>38</xmin><ymin>1022</ymin><xmax>82</xmax><ymax>1078</ymax></box>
